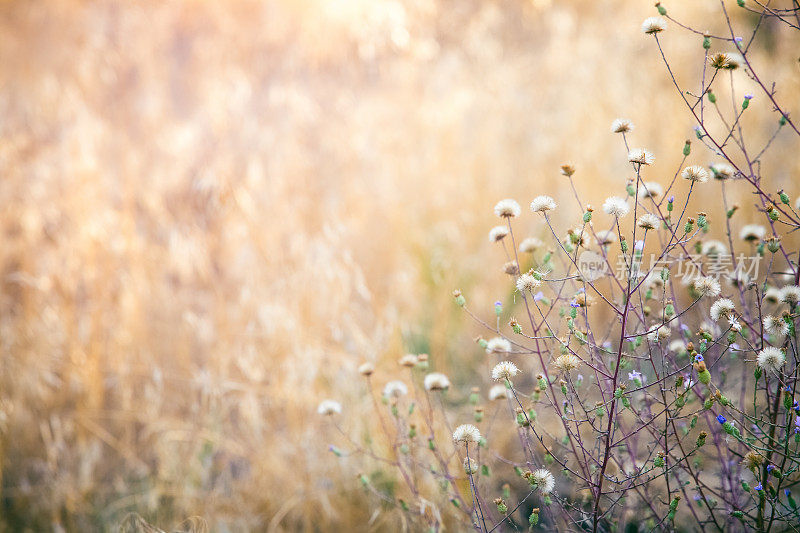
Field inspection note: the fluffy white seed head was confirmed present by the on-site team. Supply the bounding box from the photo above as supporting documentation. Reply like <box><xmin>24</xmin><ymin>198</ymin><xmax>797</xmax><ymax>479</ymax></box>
<box><xmin>424</xmin><ymin>372</ymin><xmax>451</xmax><ymax>391</ymax></box>
<box><xmin>453</xmin><ymin>424</ymin><xmax>481</xmax><ymax>444</ymax></box>
<box><xmin>639</xmin><ymin>182</ymin><xmax>664</xmax><ymax>199</ymax></box>
<box><xmin>739</xmin><ymin>224</ymin><xmax>766</xmax><ymax>242</ymax></box>
<box><xmin>595</xmin><ymin>229</ymin><xmax>617</xmax><ymax>246</ymax></box>
<box><xmin>668</xmin><ymin>340</ymin><xmax>687</xmax><ymax>354</ymax></box>
<box><xmin>628</xmin><ymin>148</ymin><xmax>655</xmax><ymax>165</ymax></box>
<box><xmin>488</xmin><ymin>384</ymin><xmax>511</xmax><ymax>401</ymax></box>
<box><xmin>681</xmin><ymin>165</ymin><xmax>709</xmax><ymax>183</ymax></box>
<box><xmin>486</xmin><ymin>337</ymin><xmax>512</xmax><ymax>354</ymax></box>
<box><xmin>701</xmin><ymin>240</ymin><xmax>727</xmax><ymax>257</ymax></box>
<box><xmin>358</xmin><ymin>362</ymin><xmax>375</xmax><ymax>376</ymax></box>
<box><xmin>530</xmin><ymin>469</ymin><xmax>556</xmax><ymax>494</ymax></box>
<box><xmin>516</xmin><ymin>273</ymin><xmax>542</xmax><ymax>293</ymax></box>
<box><xmin>519</xmin><ymin>237</ymin><xmax>544</xmax><ymax>253</ymax></box>
<box><xmin>603</xmin><ymin>196</ymin><xmax>630</xmax><ymax>218</ymax></box>
<box><xmin>763</xmin><ymin>315</ymin><xmax>788</xmax><ymax>337</ymax></box>
<box><xmin>764</xmin><ymin>287</ymin><xmax>782</xmax><ymax>303</ymax></box>
<box><xmin>317</xmin><ymin>400</ymin><xmax>342</xmax><ymax>416</ymax></box>
<box><xmin>383</xmin><ymin>380</ymin><xmax>409</xmax><ymax>398</ymax></box>
<box><xmin>637</xmin><ymin>213</ymin><xmax>660</xmax><ymax>230</ymax></box>
<box><xmin>648</xmin><ymin>325</ymin><xmax>671</xmax><ymax>343</ymax></box>
<box><xmin>494</xmin><ymin>199</ymin><xmax>521</xmax><ymax>218</ymax></box>
<box><xmin>530</xmin><ymin>195</ymin><xmax>557</xmax><ymax>213</ymax></box>
<box><xmin>710</xmin><ymin>298</ymin><xmax>735</xmax><ymax>322</ymax></box>
<box><xmin>489</xmin><ymin>225</ymin><xmax>510</xmax><ymax>242</ymax></box>
<box><xmin>555</xmin><ymin>353</ymin><xmax>580</xmax><ymax>372</ymax></box>
<box><xmin>693</xmin><ymin>276</ymin><xmax>722</xmax><ymax>298</ymax></box>
<box><xmin>779</xmin><ymin>285</ymin><xmax>800</xmax><ymax>306</ymax></box>
<box><xmin>641</xmin><ymin>16</ymin><xmax>667</xmax><ymax>34</ymax></box>
<box><xmin>399</xmin><ymin>354</ymin><xmax>419</xmax><ymax>367</ymax></box>
<box><xmin>757</xmin><ymin>347</ymin><xmax>785</xmax><ymax>374</ymax></box>
<box><xmin>710</xmin><ymin>162</ymin><xmax>736</xmax><ymax>180</ymax></box>
<box><xmin>611</xmin><ymin>118</ymin><xmax>634</xmax><ymax>133</ymax></box>
<box><xmin>492</xmin><ymin>361</ymin><xmax>519</xmax><ymax>382</ymax></box>
<box><xmin>724</xmin><ymin>52</ymin><xmax>744</xmax><ymax>70</ymax></box>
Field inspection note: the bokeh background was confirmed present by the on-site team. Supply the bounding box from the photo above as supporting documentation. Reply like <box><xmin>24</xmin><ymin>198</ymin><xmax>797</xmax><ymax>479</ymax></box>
<box><xmin>1</xmin><ymin>0</ymin><xmax>798</xmax><ymax>530</ymax></box>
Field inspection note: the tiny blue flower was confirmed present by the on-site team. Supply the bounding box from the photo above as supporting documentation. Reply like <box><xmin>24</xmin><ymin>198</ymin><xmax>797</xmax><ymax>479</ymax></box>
<box><xmin>694</xmin><ymin>354</ymin><xmax>704</xmax><ymax>363</ymax></box>
<box><xmin>716</xmin><ymin>415</ymin><xmax>727</xmax><ymax>424</ymax></box>
<box><xmin>744</xmin><ymin>93</ymin><xmax>754</xmax><ymax>100</ymax></box>
<box><xmin>668</xmin><ymin>195</ymin><xmax>674</xmax><ymax>203</ymax></box>
<box><xmin>533</xmin><ymin>291</ymin><xmax>544</xmax><ymax>302</ymax></box>
<box><xmin>755</xmin><ymin>484</ymin><xmax>763</xmax><ymax>491</ymax></box>
<box><xmin>767</xmin><ymin>465</ymin><xmax>774</xmax><ymax>472</ymax></box>
<box><xmin>570</xmin><ymin>301</ymin><xmax>580</xmax><ymax>308</ymax></box>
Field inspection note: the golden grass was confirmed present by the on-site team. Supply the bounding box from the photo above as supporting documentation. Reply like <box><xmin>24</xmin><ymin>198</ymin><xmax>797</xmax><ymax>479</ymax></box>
<box><xmin>0</xmin><ymin>0</ymin><xmax>798</xmax><ymax>530</ymax></box>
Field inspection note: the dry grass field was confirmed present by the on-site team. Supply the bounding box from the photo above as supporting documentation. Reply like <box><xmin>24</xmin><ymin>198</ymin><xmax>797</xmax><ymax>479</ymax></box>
<box><xmin>0</xmin><ymin>0</ymin><xmax>798</xmax><ymax>530</ymax></box>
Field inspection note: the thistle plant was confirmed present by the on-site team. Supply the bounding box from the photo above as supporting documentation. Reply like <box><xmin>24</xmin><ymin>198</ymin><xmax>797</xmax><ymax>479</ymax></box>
<box><xmin>321</xmin><ymin>2</ymin><xmax>800</xmax><ymax>531</ymax></box>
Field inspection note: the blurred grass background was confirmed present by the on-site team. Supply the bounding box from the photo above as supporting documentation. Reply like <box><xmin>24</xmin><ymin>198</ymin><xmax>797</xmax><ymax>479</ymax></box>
<box><xmin>0</xmin><ymin>0</ymin><xmax>798</xmax><ymax>530</ymax></box>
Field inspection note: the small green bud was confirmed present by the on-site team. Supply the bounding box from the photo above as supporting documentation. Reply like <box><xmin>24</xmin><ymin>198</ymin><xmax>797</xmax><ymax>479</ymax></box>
<box><xmin>654</xmin><ymin>455</ymin><xmax>665</xmax><ymax>468</ymax></box>
<box><xmin>696</xmin><ymin>431</ymin><xmax>707</xmax><ymax>447</ymax></box>
<box><xmin>669</xmin><ymin>496</ymin><xmax>680</xmax><ymax>512</ymax></box>
<box><xmin>453</xmin><ymin>289</ymin><xmax>466</xmax><ymax>307</ymax></box>
<box><xmin>742</xmin><ymin>98</ymin><xmax>749</xmax><ymax>109</ymax></box>
<box><xmin>584</xmin><ymin>210</ymin><xmax>592</xmax><ymax>223</ymax></box>
<box><xmin>656</xmin><ymin>2</ymin><xmax>667</xmax><ymax>15</ymax></box>
<box><xmin>708</xmin><ymin>90</ymin><xmax>717</xmax><ymax>104</ymax></box>
<box><xmin>428</xmin><ymin>439</ymin><xmax>435</xmax><ymax>450</ymax></box>
<box><xmin>780</xmin><ymin>115</ymin><xmax>788</xmax><ymax>126</ymax></box>
<box><xmin>698</xmin><ymin>369</ymin><xmax>711</xmax><ymax>385</ymax></box>
<box><xmin>684</xmin><ymin>220</ymin><xmax>694</xmax><ymax>233</ymax></box>
<box><xmin>683</xmin><ymin>139</ymin><xmax>692</xmax><ymax>156</ymax></box>
<box><xmin>529</xmin><ymin>509</ymin><xmax>540</xmax><ymax>526</ymax></box>
<box><xmin>741</xmin><ymin>481</ymin><xmax>750</xmax><ymax>492</ymax></box>
<box><xmin>495</xmin><ymin>499</ymin><xmax>508</xmax><ymax>514</ymax></box>
<box><xmin>703</xmin><ymin>35</ymin><xmax>711</xmax><ymax>49</ymax></box>
<box><xmin>768</xmin><ymin>207</ymin><xmax>779</xmax><ymax>221</ymax></box>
